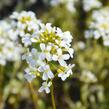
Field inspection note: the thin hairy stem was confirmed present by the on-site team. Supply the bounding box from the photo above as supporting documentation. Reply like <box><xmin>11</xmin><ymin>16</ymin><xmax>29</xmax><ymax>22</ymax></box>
<box><xmin>0</xmin><ymin>66</ymin><xmax>4</xmax><ymax>109</ymax></box>
<box><xmin>51</xmin><ymin>82</ymin><xmax>56</xmax><ymax>109</ymax></box>
<box><xmin>28</xmin><ymin>83</ymin><xmax>39</xmax><ymax>109</ymax></box>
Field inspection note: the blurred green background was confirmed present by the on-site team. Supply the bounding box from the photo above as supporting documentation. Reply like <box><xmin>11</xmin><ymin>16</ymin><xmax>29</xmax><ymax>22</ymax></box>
<box><xmin>0</xmin><ymin>0</ymin><xmax>109</xmax><ymax>109</ymax></box>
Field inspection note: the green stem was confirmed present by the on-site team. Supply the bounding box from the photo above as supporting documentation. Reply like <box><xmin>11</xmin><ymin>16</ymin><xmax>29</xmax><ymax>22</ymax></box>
<box><xmin>0</xmin><ymin>66</ymin><xmax>4</xmax><ymax>109</ymax></box>
<box><xmin>28</xmin><ymin>83</ymin><xmax>39</xmax><ymax>109</ymax></box>
<box><xmin>51</xmin><ymin>82</ymin><xmax>56</xmax><ymax>109</ymax></box>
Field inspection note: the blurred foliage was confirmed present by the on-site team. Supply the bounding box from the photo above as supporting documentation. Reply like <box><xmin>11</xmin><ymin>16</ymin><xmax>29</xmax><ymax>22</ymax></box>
<box><xmin>41</xmin><ymin>4</ymin><xmax>79</xmax><ymax>38</ymax></box>
<box><xmin>0</xmin><ymin>0</ymin><xmax>109</xmax><ymax>109</ymax></box>
<box><xmin>40</xmin><ymin>1</ymin><xmax>86</xmax><ymax>44</ymax></box>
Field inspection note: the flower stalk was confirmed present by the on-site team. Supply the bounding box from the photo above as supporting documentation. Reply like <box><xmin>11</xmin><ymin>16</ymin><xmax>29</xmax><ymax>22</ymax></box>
<box><xmin>0</xmin><ymin>66</ymin><xmax>4</xmax><ymax>109</ymax></box>
<box><xmin>51</xmin><ymin>81</ymin><xmax>56</xmax><ymax>109</ymax></box>
<box><xmin>28</xmin><ymin>83</ymin><xmax>39</xmax><ymax>109</ymax></box>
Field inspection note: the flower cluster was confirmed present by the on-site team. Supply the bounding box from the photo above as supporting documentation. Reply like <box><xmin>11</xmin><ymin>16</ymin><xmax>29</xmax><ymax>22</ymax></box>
<box><xmin>50</xmin><ymin>0</ymin><xmax>78</xmax><ymax>13</ymax></box>
<box><xmin>83</xmin><ymin>0</ymin><xmax>102</xmax><ymax>12</ymax></box>
<box><xmin>10</xmin><ymin>11</ymin><xmax>41</xmax><ymax>47</ymax></box>
<box><xmin>85</xmin><ymin>7</ymin><xmax>109</xmax><ymax>46</ymax></box>
<box><xmin>11</xmin><ymin>11</ymin><xmax>74</xmax><ymax>93</ymax></box>
<box><xmin>0</xmin><ymin>20</ymin><xmax>23</xmax><ymax>66</ymax></box>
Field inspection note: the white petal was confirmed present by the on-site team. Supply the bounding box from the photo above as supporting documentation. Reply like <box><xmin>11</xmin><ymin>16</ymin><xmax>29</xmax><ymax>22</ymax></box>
<box><xmin>46</xmin><ymin>53</ymin><xmax>52</xmax><ymax>61</ymax></box>
<box><xmin>61</xmin><ymin>75</ymin><xmax>67</xmax><ymax>81</ymax></box>
<box><xmin>39</xmin><ymin>53</ymin><xmax>46</xmax><ymax>60</ymax></box>
<box><xmin>46</xmin><ymin>45</ymin><xmax>52</xmax><ymax>51</ymax></box>
<box><xmin>24</xmin><ymin>69</ymin><xmax>36</xmax><ymax>82</ymax></box>
<box><xmin>40</xmin><ymin>43</ymin><xmax>45</xmax><ymax>51</ymax></box>
<box><xmin>45</xmin><ymin>87</ymin><xmax>50</xmax><ymax>93</ymax></box>
<box><xmin>58</xmin><ymin>73</ymin><xmax>63</xmax><ymax>77</ymax></box>
<box><xmin>57</xmin><ymin>48</ymin><xmax>62</xmax><ymax>55</ymax></box>
<box><xmin>38</xmin><ymin>86</ymin><xmax>44</xmax><ymax>92</ymax></box>
<box><xmin>45</xmin><ymin>65</ymin><xmax>50</xmax><ymax>69</ymax></box>
<box><xmin>42</xmin><ymin>72</ymin><xmax>48</xmax><ymax>80</ymax></box>
<box><xmin>66</xmin><ymin>69</ymin><xmax>72</xmax><ymax>76</ymax></box>
<box><xmin>58</xmin><ymin>59</ymin><xmax>67</xmax><ymax>66</ymax></box>
<box><xmin>38</xmin><ymin>66</ymin><xmax>44</xmax><ymax>72</ymax></box>
<box><xmin>68</xmin><ymin>48</ymin><xmax>74</xmax><ymax>58</ymax></box>
<box><xmin>58</xmin><ymin>73</ymin><xmax>67</xmax><ymax>81</ymax></box>
<box><xmin>31</xmin><ymin>48</ymin><xmax>37</xmax><ymax>55</ymax></box>
<box><xmin>47</xmin><ymin>71</ymin><xmax>54</xmax><ymax>79</ymax></box>
<box><xmin>52</xmin><ymin>55</ymin><xmax>58</xmax><ymax>61</ymax></box>
<box><xmin>22</xmin><ymin>37</ymin><xmax>31</xmax><ymax>46</ymax></box>
<box><xmin>46</xmin><ymin>23</ymin><xmax>52</xmax><ymax>33</ymax></box>
<box><xmin>62</xmin><ymin>54</ymin><xmax>70</xmax><ymax>60</ymax></box>
<box><xmin>30</xmin><ymin>60</ymin><xmax>36</xmax><ymax>67</ymax></box>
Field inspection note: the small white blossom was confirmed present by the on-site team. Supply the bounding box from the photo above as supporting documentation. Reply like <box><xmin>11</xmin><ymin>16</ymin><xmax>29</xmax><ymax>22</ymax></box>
<box><xmin>22</xmin><ymin>34</ymin><xmax>32</xmax><ymax>46</ymax></box>
<box><xmin>24</xmin><ymin>68</ymin><xmax>36</xmax><ymax>82</ymax></box>
<box><xmin>38</xmin><ymin>65</ymin><xmax>54</xmax><ymax>80</ymax></box>
<box><xmin>58</xmin><ymin>64</ymin><xmax>75</xmax><ymax>81</ymax></box>
<box><xmin>83</xmin><ymin>0</ymin><xmax>102</xmax><ymax>12</ymax></box>
<box><xmin>52</xmin><ymin>48</ymin><xmax>70</xmax><ymax>66</ymax></box>
<box><xmin>38</xmin><ymin>81</ymin><xmax>52</xmax><ymax>93</ymax></box>
<box><xmin>10</xmin><ymin>11</ymin><xmax>41</xmax><ymax>46</ymax></box>
<box><xmin>40</xmin><ymin>43</ymin><xmax>52</xmax><ymax>61</ymax></box>
<box><xmin>10</xmin><ymin>11</ymin><xmax>36</xmax><ymax>22</ymax></box>
<box><xmin>23</xmin><ymin>48</ymin><xmax>44</xmax><ymax>67</ymax></box>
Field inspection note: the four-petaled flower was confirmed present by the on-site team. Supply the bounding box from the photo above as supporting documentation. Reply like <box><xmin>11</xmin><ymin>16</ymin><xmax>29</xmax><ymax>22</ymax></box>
<box><xmin>24</xmin><ymin>68</ymin><xmax>36</xmax><ymax>82</ymax></box>
<box><xmin>58</xmin><ymin>64</ymin><xmax>75</xmax><ymax>81</ymax></box>
<box><xmin>52</xmin><ymin>48</ymin><xmax>70</xmax><ymax>66</ymax></box>
<box><xmin>38</xmin><ymin>64</ymin><xmax>54</xmax><ymax>80</ymax></box>
<box><xmin>38</xmin><ymin>82</ymin><xmax>52</xmax><ymax>93</ymax></box>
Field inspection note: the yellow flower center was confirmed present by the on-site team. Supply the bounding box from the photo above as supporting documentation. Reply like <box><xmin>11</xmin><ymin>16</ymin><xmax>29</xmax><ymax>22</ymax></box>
<box><xmin>20</xmin><ymin>16</ymin><xmax>31</xmax><ymax>23</ymax></box>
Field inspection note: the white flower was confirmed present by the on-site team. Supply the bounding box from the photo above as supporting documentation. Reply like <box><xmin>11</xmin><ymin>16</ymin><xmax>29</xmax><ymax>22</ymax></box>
<box><xmin>10</xmin><ymin>11</ymin><xmax>41</xmax><ymax>46</ymax></box>
<box><xmin>58</xmin><ymin>64</ymin><xmax>74</xmax><ymax>81</ymax></box>
<box><xmin>38</xmin><ymin>81</ymin><xmax>52</xmax><ymax>93</ymax></box>
<box><xmin>66</xmin><ymin>0</ymin><xmax>76</xmax><ymax>13</ymax></box>
<box><xmin>62</xmin><ymin>31</ymin><xmax>73</xmax><ymax>45</ymax></box>
<box><xmin>22</xmin><ymin>34</ymin><xmax>32</xmax><ymax>46</ymax></box>
<box><xmin>40</xmin><ymin>23</ymin><xmax>56</xmax><ymax>33</ymax></box>
<box><xmin>56</xmin><ymin>28</ymin><xmax>72</xmax><ymax>48</ymax></box>
<box><xmin>85</xmin><ymin>7</ymin><xmax>109</xmax><ymax>46</ymax></box>
<box><xmin>83</xmin><ymin>0</ymin><xmax>102</xmax><ymax>12</ymax></box>
<box><xmin>24</xmin><ymin>68</ymin><xmax>36</xmax><ymax>82</ymax></box>
<box><xmin>38</xmin><ymin>64</ymin><xmax>54</xmax><ymax>80</ymax></box>
<box><xmin>40</xmin><ymin>43</ymin><xmax>52</xmax><ymax>61</ymax></box>
<box><xmin>52</xmin><ymin>48</ymin><xmax>70</xmax><ymax>66</ymax></box>
<box><xmin>10</xmin><ymin>11</ymin><xmax>36</xmax><ymax>23</ymax></box>
<box><xmin>0</xmin><ymin>20</ymin><xmax>23</xmax><ymax>65</ymax></box>
<box><xmin>23</xmin><ymin>48</ymin><xmax>44</xmax><ymax>67</ymax></box>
